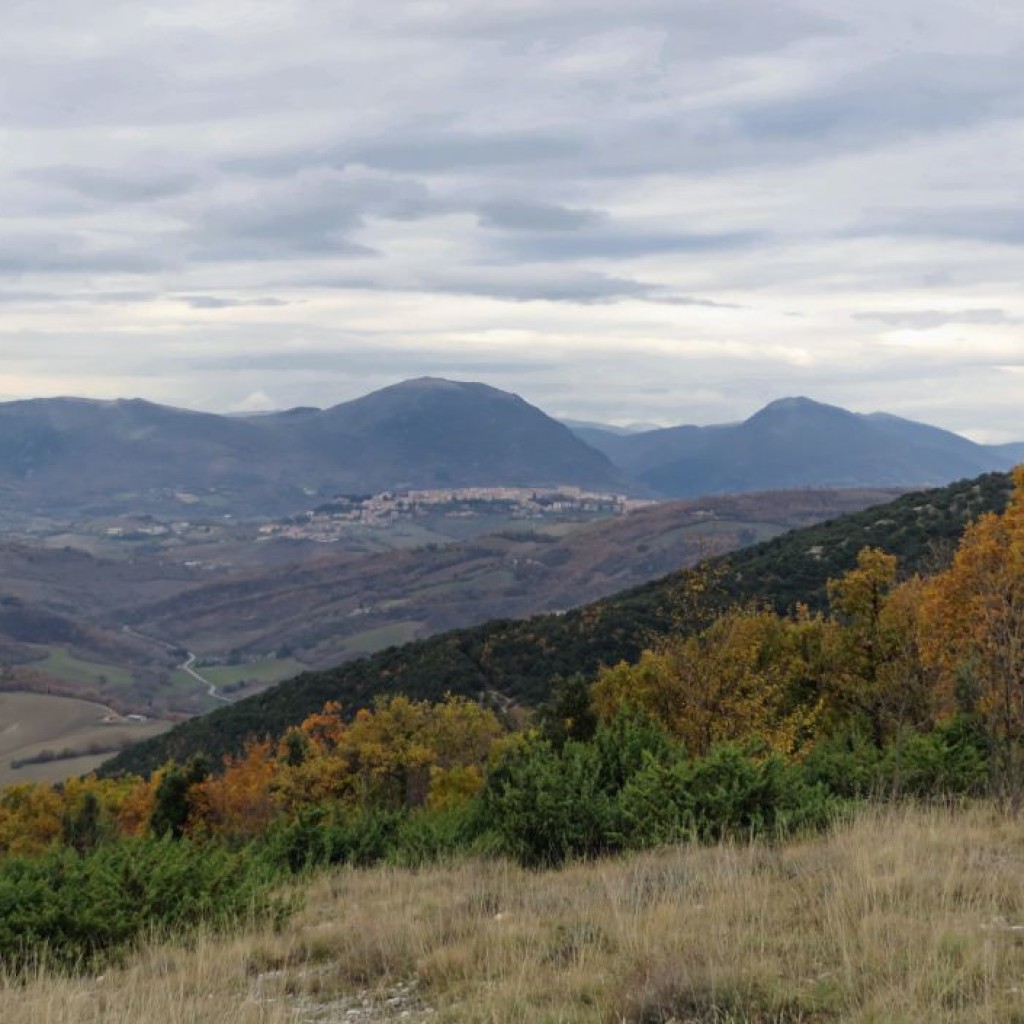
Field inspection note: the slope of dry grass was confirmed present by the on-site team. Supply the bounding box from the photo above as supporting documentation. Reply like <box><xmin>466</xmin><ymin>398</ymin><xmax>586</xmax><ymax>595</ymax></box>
<box><xmin>5</xmin><ymin>804</ymin><xmax>1024</xmax><ymax>1023</ymax></box>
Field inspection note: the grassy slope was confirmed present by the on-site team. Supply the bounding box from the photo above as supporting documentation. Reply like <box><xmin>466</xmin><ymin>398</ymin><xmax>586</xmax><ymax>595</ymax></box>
<box><xmin>103</xmin><ymin>472</ymin><xmax>1011</xmax><ymax>776</ymax></box>
<box><xmin>5</xmin><ymin>805</ymin><xmax>1024</xmax><ymax>1022</ymax></box>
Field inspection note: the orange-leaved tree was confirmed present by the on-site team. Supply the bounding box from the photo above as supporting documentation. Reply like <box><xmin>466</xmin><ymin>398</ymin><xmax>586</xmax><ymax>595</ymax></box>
<box><xmin>920</xmin><ymin>466</ymin><xmax>1024</xmax><ymax>808</ymax></box>
<box><xmin>189</xmin><ymin>740</ymin><xmax>280</xmax><ymax>842</ymax></box>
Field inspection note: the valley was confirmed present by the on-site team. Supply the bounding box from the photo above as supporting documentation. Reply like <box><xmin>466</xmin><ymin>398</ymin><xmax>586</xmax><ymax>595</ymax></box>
<box><xmin>0</xmin><ymin>377</ymin><xmax>1019</xmax><ymax>783</ymax></box>
<box><xmin>1</xmin><ymin>486</ymin><xmax>898</xmax><ymax>782</ymax></box>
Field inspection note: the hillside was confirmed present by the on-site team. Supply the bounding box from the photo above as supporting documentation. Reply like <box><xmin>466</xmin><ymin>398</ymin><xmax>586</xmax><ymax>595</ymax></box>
<box><xmin>5</xmin><ymin>807</ymin><xmax>1021</xmax><ymax>1024</ymax></box>
<box><xmin>0</xmin><ymin>379</ymin><xmax>623</xmax><ymax>520</ymax></box>
<box><xmin>102</xmin><ymin>471</ymin><xmax>1012</xmax><ymax>776</ymax></box>
<box><xmin>576</xmin><ymin>397</ymin><xmax>1021</xmax><ymax>496</ymax></box>
<box><xmin>122</xmin><ymin>488</ymin><xmax>899</xmax><ymax>668</ymax></box>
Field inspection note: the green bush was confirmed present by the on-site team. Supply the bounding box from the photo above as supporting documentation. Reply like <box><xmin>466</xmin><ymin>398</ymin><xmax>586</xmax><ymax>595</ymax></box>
<box><xmin>880</xmin><ymin>717</ymin><xmax>990</xmax><ymax>798</ymax></box>
<box><xmin>481</xmin><ymin>735</ymin><xmax>617</xmax><ymax>867</ymax></box>
<box><xmin>682</xmin><ymin>746</ymin><xmax>836</xmax><ymax>842</ymax></box>
<box><xmin>802</xmin><ymin>731</ymin><xmax>884</xmax><ymax>798</ymax></box>
<box><xmin>259</xmin><ymin>808</ymin><xmax>406</xmax><ymax>872</ymax></box>
<box><xmin>0</xmin><ymin>837</ymin><xmax>284</xmax><ymax>974</ymax></box>
<box><xmin>388</xmin><ymin>803</ymin><xmax>484</xmax><ymax>867</ymax></box>
<box><xmin>616</xmin><ymin>750</ymin><xmax>692</xmax><ymax>847</ymax></box>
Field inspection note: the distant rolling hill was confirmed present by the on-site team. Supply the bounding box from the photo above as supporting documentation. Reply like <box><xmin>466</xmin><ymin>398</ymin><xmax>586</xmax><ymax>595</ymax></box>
<box><xmin>122</xmin><ymin>488</ymin><xmax>900</xmax><ymax>669</ymax></box>
<box><xmin>574</xmin><ymin>397</ymin><xmax>1022</xmax><ymax>497</ymax></box>
<box><xmin>0</xmin><ymin>379</ymin><xmax>624</xmax><ymax>519</ymax></box>
<box><xmin>101</xmin><ymin>471</ymin><xmax>1012</xmax><ymax>777</ymax></box>
<box><xmin>0</xmin><ymin>487</ymin><xmax>895</xmax><ymax>716</ymax></box>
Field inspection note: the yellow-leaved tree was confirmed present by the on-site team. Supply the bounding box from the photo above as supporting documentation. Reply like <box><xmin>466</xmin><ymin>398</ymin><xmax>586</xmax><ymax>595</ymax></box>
<box><xmin>920</xmin><ymin>466</ymin><xmax>1024</xmax><ymax>808</ymax></box>
<box><xmin>593</xmin><ymin>605</ymin><xmax>826</xmax><ymax>758</ymax></box>
<box><xmin>824</xmin><ymin>548</ymin><xmax>938</xmax><ymax>748</ymax></box>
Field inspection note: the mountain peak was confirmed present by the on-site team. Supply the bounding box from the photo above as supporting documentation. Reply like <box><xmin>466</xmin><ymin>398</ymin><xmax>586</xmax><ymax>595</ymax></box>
<box><xmin>754</xmin><ymin>396</ymin><xmax>841</xmax><ymax>416</ymax></box>
<box><xmin>762</xmin><ymin>396</ymin><xmax>820</xmax><ymax>411</ymax></box>
<box><xmin>391</xmin><ymin>376</ymin><xmax>464</xmax><ymax>391</ymax></box>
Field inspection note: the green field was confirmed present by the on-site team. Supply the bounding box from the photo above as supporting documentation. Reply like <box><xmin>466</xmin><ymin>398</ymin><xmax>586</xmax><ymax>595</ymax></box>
<box><xmin>338</xmin><ymin>621</ymin><xmax>424</xmax><ymax>653</ymax></box>
<box><xmin>33</xmin><ymin>647</ymin><xmax>136</xmax><ymax>689</ymax></box>
<box><xmin>167</xmin><ymin>657</ymin><xmax>307</xmax><ymax>704</ymax></box>
<box><xmin>199</xmin><ymin>658</ymin><xmax>306</xmax><ymax>687</ymax></box>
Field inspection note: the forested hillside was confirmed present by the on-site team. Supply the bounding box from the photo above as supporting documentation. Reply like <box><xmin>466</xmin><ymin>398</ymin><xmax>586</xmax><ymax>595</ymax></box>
<box><xmin>103</xmin><ymin>471</ymin><xmax>1012</xmax><ymax>776</ymax></box>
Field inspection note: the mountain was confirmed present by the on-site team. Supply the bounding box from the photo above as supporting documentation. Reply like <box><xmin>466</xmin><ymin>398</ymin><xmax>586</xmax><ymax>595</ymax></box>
<box><xmin>0</xmin><ymin>380</ymin><xmax>624</xmax><ymax>519</ymax></box>
<box><xmin>560</xmin><ymin>419</ymin><xmax>659</xmax><ymax>436</ymax></box>
<box><xmin>2</xmin><ymin>386</ymin><xmax>1016</xmax><ymax>519</ymax></box>
<box><xmin>996</xmin><ymin>442</ymin><xmax>1024</xmax><ymax>462</ymax></box>
<box><xmin>573</xmin><ymin>397</ymin><xmax>1021</xmax><ymax>497</ymax></box>
<box><xmin>266</xmin><ymin>378</ymin><xmax>623</xmax><ymax>495</ymax></box>
<box><xmin>101</xmin><ymin>471</ymin><xmax>1013</xmax><ymax>777</ymax></box>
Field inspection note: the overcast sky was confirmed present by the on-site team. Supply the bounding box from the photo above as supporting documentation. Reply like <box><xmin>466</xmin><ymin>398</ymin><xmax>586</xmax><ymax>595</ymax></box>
<box><xmin>2</xmin><ymin>1</ymin><xmax>1022</xmax><ymax>440</ymax></box>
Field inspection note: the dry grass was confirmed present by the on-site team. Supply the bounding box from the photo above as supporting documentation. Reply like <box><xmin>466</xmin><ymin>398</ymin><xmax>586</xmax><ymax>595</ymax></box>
<box><xmin>5</xmin><ymin>804</ymin><xmax>1024</xmax><ymax>1023</ymax></box>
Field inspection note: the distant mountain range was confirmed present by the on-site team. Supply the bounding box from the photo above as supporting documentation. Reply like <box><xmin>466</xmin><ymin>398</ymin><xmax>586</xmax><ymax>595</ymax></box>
<box><xmin>0</xmin><ymin>378</ymin><xmax>622</xmax><ymax>519</ymax></box>
<box><xmin>0</xmin><ymin>381</ymin><xmax>1018</xmax><ymax>519</ymax></box>
<box><xmin>570</xmin><ymin>396</ymin><xmax>1022</xmax><ymax>497</ymax></box>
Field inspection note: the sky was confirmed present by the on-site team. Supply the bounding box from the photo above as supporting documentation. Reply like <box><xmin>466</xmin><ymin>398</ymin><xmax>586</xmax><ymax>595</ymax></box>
<box><xmin>1</xmin><ymin>1</ymin><xmax>1023</xmax><ymax>442</ymax></box>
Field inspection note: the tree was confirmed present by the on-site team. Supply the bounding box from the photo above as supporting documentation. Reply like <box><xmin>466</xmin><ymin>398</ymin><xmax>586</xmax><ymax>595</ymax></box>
<box><xmin>535</xmin><ymin>673</ymin><xmax>598</xmax><ymax>749</ymax></box>
<box><xmin>190</xmin><ymin>741</ymin><xmax>280</xmax><ymax>843</ymax></box>
<box><xmin>0</xmin><ymin>783</ymin><xmax>63</xmax><ymax>856</ymax></box>
<box><xmin>150</xmin><ymin>757</ymin><xmax>208</xmax><ymax>839</ymax></box>
<box><xmin>593</xmin><ymin>605</ymin><xmax>825</xmax><ymax>758</ymax></box>
<box><xmin>824</xmin><ymin>548</ymin><xmax>937</xmax><ymax>749</ymax></box>
<box><xmin>921</xmin><ymin>466</ymin><xmax>1024</xmax><ymax>809</ymax></box>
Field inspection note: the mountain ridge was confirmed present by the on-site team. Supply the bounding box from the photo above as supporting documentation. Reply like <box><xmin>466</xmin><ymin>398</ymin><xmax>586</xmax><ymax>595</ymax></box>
<box><xmin>0</xmin><ymin>383</ymin><xmax>1018</xmax><ymax>522</ymax></box>
<box><xmin>0</xmin><ymin>379</ymin><xmax>624</xmax><ymax>519</ymax></box>
<box><xmin>574</xmin><ymin>395</ymin><xmax>1019</xmax><ymax>496</ymax></box>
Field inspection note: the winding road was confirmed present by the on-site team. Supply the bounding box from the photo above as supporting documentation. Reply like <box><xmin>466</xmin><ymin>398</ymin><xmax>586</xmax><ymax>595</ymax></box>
<box><xmin>122</xmin><ymin>627</ymin><xmax>232</xmax><ymax>704</ymax></box>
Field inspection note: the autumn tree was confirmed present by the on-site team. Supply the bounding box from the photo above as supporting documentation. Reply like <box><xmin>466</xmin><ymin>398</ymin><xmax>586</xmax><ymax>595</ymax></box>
<box><xmin>189</xmin><ymin>741</ymin><xmax>280</xmax><ymax>842</ymax></box>
<box><xmin>824</xmin><ymin>548</ymin><xmax>938</xmax><ymax>748</ymax></box>
<box><xmin>921</xmin><ymin>466</ymin><xmax>1024</xmax><ymax>808</ymax></box>
<box><xmin>336</xmin><ymin>695</ymin><xmax>503</xmax><ymax>810</ymax></box>
<box><xmin>593</xmin><ymin>605</ymin><xmax>826</xmax><ymax>758</ymax></box>
<box><xmin>272</xmin><ymin>695</ymin><xmax>505</xmax><ymax>815</ymax></box>
<box><xmin>0</xmin><ymin>783</ymin><xmax>63</xmax><ymax>856</ymax></box>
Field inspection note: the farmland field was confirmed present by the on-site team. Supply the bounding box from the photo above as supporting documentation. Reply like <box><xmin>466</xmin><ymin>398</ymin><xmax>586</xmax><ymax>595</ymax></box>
<box><xmin>33</xmin><ymin>647</ymin><xmax>136</xmax><ymax>690</ymax></box>
<box><xmin>0</xmin><ymin>692</ymin><xmax>170</xmax><ymax>786</ymax></box>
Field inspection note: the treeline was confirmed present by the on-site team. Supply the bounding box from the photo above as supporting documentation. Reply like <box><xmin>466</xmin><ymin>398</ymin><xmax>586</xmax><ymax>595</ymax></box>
<box><xmin>103</xmin><ymin>471</ymin><xmax>1012</xmax><ymax>776</ymax></box>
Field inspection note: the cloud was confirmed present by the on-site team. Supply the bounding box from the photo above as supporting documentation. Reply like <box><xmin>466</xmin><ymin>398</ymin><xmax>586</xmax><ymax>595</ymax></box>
<box><xmin>0</xmin><ymin>0</ymin><xmax>1021</xmax><ymax>443</ymax></box>
<box><xmin>0</xmin><ymin>234</ymin><xmax>174</xmax><ymax>275</ymax></box>
<box><xmin>496</xmin><ymin>228</ymin><xmax>764</xmax><ymax>261</ymax></box>
<box><xmin>739</xmin><ymin>48</ymin><xmax>1024</xmax><ymax>149</ymax></box>
<box><xmin>32</xmin><ymin>165</ymin><xmax>201</xmax><ymax>203</ymax></box>
<box><xmin>177</xmin><ymin>295</ymin><xmax>291</xmax><ymax>309</ymax></box>
<box><xmin>854</xmin><ymin>206</ymin><xmax>1024</xmax><ymax>246</ymax></box>
<box><xmin>853</xmin><ymin>308</ymin><xmax>1019</xmax><ymax>330</ymax></box>
<box><xmin>476</xmin><ymin>201</ymin><xmax>604</xmax><ymax>232</ymax></box>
